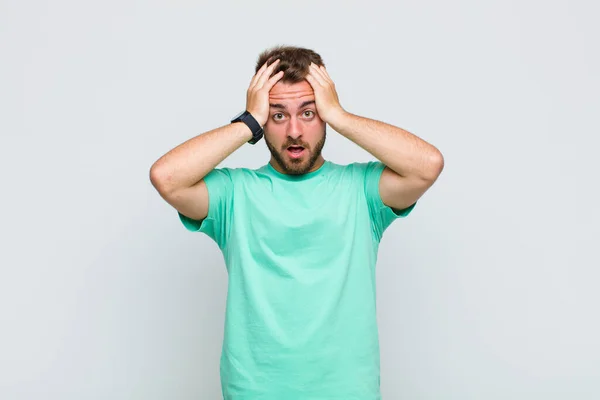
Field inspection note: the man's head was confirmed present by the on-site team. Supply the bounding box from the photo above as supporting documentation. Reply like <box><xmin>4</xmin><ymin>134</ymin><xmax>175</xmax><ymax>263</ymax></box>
<box><xmin>255</xmin><ymin>46</ymin><xmax>327</xmax><ymax>175</ymax></box>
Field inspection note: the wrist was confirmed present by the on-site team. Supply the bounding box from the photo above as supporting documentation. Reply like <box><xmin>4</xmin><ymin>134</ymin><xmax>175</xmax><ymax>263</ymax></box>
<box><xmin>247</xmin><ymin>109</ymin><xmax>266</xmax><ymax>127</ymax></box>
<box><xmin>231</xmin><ymin>110</ymin><xmax>264</xmax><ymax>145</ymax></box>
<box><xmin>231</xmin><ymin>121</ymin><xmax>253</xmax><ymax>138</ymax></box>
<box><xmin>325</xmin><ymin>107</ymin><xmax>349</xmax><ymax>128</ymax></box>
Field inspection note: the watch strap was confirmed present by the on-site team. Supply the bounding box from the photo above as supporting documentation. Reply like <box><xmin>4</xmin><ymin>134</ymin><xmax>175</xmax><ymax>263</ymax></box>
<box><xmin>231</xmin><ymin>111</ymin><xmax>263</xmax><ymax>145</ymax></box>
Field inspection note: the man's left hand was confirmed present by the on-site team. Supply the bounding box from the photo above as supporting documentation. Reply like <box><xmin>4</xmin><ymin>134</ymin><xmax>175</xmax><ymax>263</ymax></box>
<box><xmin>306</xmin><ymin>62</ymin><xmax>346</xmax><ymax>125</ymax></box>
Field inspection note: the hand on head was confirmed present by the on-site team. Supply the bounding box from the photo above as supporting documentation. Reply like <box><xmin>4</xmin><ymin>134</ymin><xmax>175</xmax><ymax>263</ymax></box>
<box><xmin>246</xmin><ymin>59</ymin><xmax>284</xmax><ymax>127</ymax></box>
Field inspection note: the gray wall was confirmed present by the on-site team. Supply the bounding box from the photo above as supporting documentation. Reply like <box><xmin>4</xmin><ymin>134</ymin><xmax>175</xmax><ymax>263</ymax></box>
<box><xmin>1</xmin><ymin>0</ymin><xmax>598</xmax><ymax>398</ymax></box>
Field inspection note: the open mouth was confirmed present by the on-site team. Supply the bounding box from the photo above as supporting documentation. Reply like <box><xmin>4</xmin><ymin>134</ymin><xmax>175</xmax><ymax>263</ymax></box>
<box><xmin>287</xmin><ymin>146</ymin><xmax>306</xmax><ymax>158</ymax></box>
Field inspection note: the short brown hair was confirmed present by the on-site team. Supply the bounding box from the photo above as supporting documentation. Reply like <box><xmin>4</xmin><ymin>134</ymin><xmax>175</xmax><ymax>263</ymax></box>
<box><xmin>255</xmin><ymin>45</ymin><xmax>325</xmax><ymax>84</ymax></box>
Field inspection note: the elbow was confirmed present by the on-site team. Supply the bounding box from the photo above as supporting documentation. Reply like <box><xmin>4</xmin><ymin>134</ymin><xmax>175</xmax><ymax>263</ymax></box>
<box><xmin>149</xmin><ymin>162</ymin><xmax>173</xmax><ymax>195</ymax></box>
<box><xmin>434</xmin><ymin>152</ymin><xmax>445</xmax><ymax>174</ymax></box>
<box><xmin>424</xmin><ymin>152</ymin><xmax>445</xmax><ymax>182</ymax></box>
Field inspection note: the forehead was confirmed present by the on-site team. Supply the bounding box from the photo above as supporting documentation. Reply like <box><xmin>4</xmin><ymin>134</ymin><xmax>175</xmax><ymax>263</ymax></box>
<box><xmin>269</xmin><ymin>80</ymin><xmax>314</xmax><ymax>103</ymax></box>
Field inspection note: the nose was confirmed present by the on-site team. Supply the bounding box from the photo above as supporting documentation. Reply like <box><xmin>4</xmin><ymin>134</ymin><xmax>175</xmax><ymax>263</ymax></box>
<box><xmin>286</xmin><ymin>116</ymin><xmax>302</xmax><ymax>139</ymax></box>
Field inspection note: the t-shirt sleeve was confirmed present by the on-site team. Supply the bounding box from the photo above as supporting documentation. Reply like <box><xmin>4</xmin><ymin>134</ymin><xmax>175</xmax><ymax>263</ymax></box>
<box><xmin>177</xmin><ymin>168</ymin><xmax>234</xmax><ymax>249</ymax></box>
<box><xmin>360</xmin><ymin>161</ymin><xmax>416</xmax><ymax>242</ymax></box>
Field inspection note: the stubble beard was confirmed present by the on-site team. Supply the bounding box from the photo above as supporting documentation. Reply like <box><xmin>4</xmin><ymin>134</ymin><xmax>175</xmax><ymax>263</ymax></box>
<box><xmin>265</xmin><ymin>128</ymin><xmax>327</xmax><ymax>176</ymax></box>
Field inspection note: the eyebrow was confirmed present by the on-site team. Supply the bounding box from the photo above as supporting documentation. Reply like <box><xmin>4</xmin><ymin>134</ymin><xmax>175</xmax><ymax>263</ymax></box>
<box><xmin>269</xmin><ymin>100</ymin><xmax>316</xmax><ymax>110</ymax></box>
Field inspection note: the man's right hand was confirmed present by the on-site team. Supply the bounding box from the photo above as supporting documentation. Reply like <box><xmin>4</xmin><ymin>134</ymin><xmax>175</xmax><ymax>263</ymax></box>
<box><xmin>246</xmin><ymin>59</ymin><xmax>284</xmax><ymax>127</ymax></box>
<box><xmin>150</xmin><ymin>59</ymin><xmax>284</xmax><ymax>223</ymax></box>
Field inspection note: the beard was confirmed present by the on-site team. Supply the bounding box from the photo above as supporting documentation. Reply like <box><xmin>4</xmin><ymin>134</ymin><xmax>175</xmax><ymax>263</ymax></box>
<box><xmin>265</xmin><ymin>127</ymin><xmax>327</xmax><ymax>175</ymax></box>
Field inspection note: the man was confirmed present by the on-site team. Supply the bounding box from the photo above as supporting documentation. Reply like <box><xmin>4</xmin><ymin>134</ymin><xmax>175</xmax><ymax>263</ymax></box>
<box><xmin>150</xmin><ymin>45</ymin><xmax>444</xmax><ymax>399</ymax></box>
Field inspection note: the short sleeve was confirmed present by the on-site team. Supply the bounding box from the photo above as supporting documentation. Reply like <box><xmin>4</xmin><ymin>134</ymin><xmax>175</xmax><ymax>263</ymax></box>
<box><xmin>360</xmin><ymin>161</ymin><xmax>416</xmax><ymax>242</ymax></box>
<box><xmin>178</xmin><ymin>168</ymin><xmax>234</xmax><ymax>249</ymax></box>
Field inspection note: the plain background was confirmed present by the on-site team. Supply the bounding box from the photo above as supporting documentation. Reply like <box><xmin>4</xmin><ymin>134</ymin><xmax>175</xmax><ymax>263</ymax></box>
<box><xmin>1</xmin><ymin>0</ymin><xmax>599</xmax><ymax>399</ymax></box>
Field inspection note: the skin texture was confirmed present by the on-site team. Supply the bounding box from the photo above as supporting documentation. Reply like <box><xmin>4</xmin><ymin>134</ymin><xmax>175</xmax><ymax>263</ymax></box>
<box><xmin>264</xmin><ymin>80</ymin><xmax>326</xmax><ymax>175</ymax></box>
<box><xmin>149</xmin><ymin>57</ymin><xmax>445</xmax><ymax>223</ymax></box>
<box><xmin>303</xmin><ymin>62</ymin><xmax>445</xmax><ymax>211</ymax></box>
<box><xmin>251</xmin><ymin>59</ymin><xmax>444</xmax><ymax>209</ymax></box>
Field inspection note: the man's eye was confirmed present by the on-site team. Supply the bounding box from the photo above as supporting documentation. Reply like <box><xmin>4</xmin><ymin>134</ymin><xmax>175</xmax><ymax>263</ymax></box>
<box><xmin>273</xmin><ymin>113</ymin><xmax>284</xmax><ymax>120</ymax></box>
<box><xmin>303</xmin><ymin>110</ymin><xmax>314</xmax><ymax>117</ymax></box>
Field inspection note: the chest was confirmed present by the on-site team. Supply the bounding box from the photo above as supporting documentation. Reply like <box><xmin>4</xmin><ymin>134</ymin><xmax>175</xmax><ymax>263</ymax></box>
<box><xmin>231</xmin><ymin>178</ymin><xmax>369</xmax><ymax>257</ymax></box>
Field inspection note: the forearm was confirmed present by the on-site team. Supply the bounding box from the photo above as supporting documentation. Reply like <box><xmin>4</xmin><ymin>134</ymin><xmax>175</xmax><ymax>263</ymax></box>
<box><xmin>329</xmin><ymin>110</ymin><xmax>443</xmax><ymax>180</ymax></box>
<box><xmin>149</xmin><ymin>122</ymin><xmax>252</xmax><ymax>194</ymax></box>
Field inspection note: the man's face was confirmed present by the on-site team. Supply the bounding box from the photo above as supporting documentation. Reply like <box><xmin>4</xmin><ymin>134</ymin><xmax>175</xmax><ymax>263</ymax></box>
<box><xmin>264</xmin><ymin>80</ymin><xmax>326</xmax><ymax>175</ymax></box>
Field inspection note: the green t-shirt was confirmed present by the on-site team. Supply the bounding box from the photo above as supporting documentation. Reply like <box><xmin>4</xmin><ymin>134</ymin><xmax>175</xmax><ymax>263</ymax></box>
<box><xmin>179</xmin><ymin>160</ymin><xmax>415</xmax><ymax>400</ymax></box>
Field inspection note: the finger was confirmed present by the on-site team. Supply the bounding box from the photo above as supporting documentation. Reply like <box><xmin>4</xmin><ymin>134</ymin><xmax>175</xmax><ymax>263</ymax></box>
<box><xmin>307</xmin><ymin>65</ymin><xmax>326</xmax><ymax>87</ymax></box>
<box><xmin>264</xmin><ymin>70</ymin><xmax>284</xmax><ymax>91</ymax></box>
<box><xmin>255</xmin><ymin>59</ymin><xmax>280</xmax><ymax>90</ymax></box>
<box><xmin>250</xmin><ymin>58</ymin><xmax>278</xmax><ymax>89</ymax></box>
<box><xmin>310</xmin><ymin>66</ymin><xmax>332</xmax><ymax>87</ymax></box>
<box><xmin>305</xmin><ymin>73</ymin><xmax>317</xmax><ymax>90</ymax></box>
<box><xmin>309</xmin><ymin>63</ymin><xmax>330</xmax><ymax>85</ymax></box>
<box><xmin>249</xmin><ymin>60</ymin><xmax>270</xmax><ymax>88</ymax></box>
<box><xmin>319</xmin><ymin>65</ymin><xmax>334</xmax><ymax>83</ymax></box>
<box><xmin>305</xmin><ymin>73</ymin><xmax>326</xmax><ymax>93</ymax></box>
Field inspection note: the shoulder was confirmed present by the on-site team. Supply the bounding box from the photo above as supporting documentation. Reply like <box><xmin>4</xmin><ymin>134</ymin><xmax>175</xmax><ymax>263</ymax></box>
<box><xmin>208</xmin><ymin>165</ymin><xmax>262</xmax><ymax>180</ymax></box>
<box><xmin>334</xmin><ymin>160</ymin><xmax>386</xmax><ymax>179</ymax></box>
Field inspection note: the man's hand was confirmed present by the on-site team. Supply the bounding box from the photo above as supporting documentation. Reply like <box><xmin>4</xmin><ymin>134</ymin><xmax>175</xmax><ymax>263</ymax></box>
<box><xmin>246</xmin><ymin>59</ymin><xmax>284</xmax><ymax>126</ymax></box>
<box><xmin>305</xmin><ymin>62</ymin><xmax>346</xmax><ymax>124</ymax></box>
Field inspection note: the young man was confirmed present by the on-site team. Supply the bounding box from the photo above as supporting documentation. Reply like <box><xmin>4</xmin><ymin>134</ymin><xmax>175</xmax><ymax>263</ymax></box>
<box><xmin>150</xmin><ymin>45</ymin><xmax>444</xmax><ymax>399</ymax></box>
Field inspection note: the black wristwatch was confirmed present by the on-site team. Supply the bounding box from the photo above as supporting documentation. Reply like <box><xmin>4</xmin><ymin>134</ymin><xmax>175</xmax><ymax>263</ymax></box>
<box><xmin>231</xmin><ymin>111</ymin><xmax>263</xmax><ymax>144</ymax></box>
